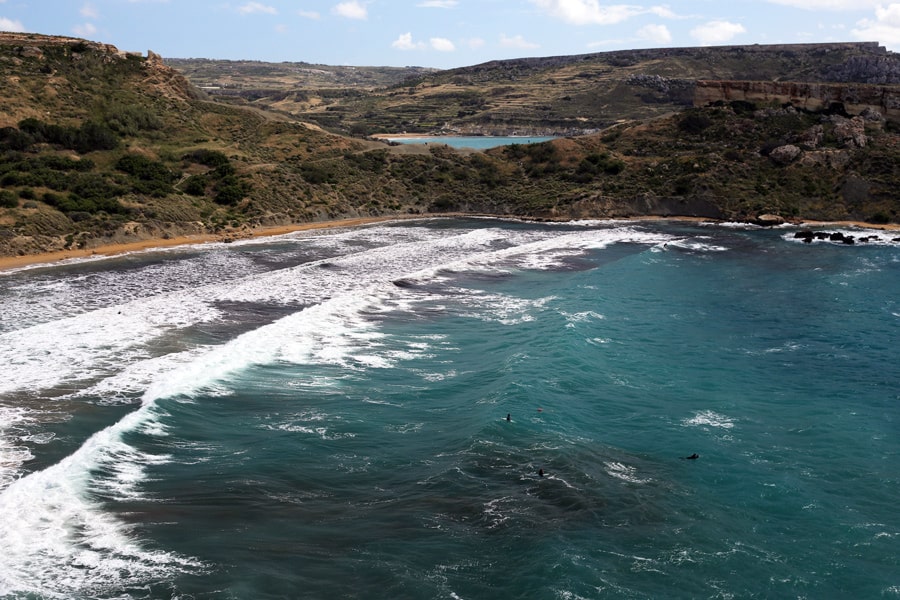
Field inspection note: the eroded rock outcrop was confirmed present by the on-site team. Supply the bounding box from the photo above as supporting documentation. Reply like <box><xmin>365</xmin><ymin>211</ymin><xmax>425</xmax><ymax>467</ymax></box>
<box><xmin>769</xmin><ymin>144</ymin><xmax>802</xmax><ymax>165</ymax></box>
<box><xmin>695</xmin><ymin>80</ymin><xmax>900</xmax><ymax>122</ymax></box>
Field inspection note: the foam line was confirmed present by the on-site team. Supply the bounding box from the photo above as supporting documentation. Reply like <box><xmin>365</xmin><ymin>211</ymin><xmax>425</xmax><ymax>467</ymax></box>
<box><xmin>0</xmin><ymin>403</ymin><xmax>200</xmax><ymax>598</ymax></box>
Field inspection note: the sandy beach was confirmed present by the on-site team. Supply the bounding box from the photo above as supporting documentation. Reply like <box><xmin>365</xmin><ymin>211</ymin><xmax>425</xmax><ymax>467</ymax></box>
<box><xmin>1</xmin><ymin>215</ymin><xmax>897</xmax><ymax>273</ymax></box>
<box><xmin>0</xmin><ymin>216</ymin><xmax>405</xmax><ymax>273</ymax></box>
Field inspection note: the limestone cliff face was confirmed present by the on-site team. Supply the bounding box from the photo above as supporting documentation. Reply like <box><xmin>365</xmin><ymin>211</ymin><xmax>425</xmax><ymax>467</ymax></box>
<box><xmin>694</xmin><ymin>80</ymin><xmax>900</xmax><ymax>121</ymax></box>
<box><xmin>0</xmin><ymin>32</ymin><xmax>131</xmax><ymax>58</ymax></box>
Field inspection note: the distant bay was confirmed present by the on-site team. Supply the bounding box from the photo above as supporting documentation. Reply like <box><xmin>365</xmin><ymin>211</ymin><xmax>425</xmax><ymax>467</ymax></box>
<box><xmin>379</xmin><ymin>135</ymin><xmax>558</xmax><ymax>149</ymax></box>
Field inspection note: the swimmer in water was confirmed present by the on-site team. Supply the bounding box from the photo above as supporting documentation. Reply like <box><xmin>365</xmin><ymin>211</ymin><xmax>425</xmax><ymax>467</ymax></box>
<box><xmin>538</xmin><ymin>468</ymin><xmax>544</xmax><ymax>477</ymax></box>
<box><xmin>506</xmin><ymin>414</ymin><xmax>511</xmax><ymax>422</ymax></box>
<box><xmin>682</xmin><ymin>453</ymin><xmax>699</xmax><ymax>460</ymax></box>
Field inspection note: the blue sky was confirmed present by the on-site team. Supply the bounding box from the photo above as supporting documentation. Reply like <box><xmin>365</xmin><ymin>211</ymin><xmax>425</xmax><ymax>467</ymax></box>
<box><xmin>1</xmin><ymin>1</ymin><xmax>898</xmax><ymax>69</ymax></box>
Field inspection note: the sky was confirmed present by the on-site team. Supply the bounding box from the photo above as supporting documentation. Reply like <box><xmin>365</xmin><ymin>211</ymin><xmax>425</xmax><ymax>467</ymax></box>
<box><xmin>1</xmin><ymin>0</ymin><xmax>899</xmax><ymax>69</ymax></box>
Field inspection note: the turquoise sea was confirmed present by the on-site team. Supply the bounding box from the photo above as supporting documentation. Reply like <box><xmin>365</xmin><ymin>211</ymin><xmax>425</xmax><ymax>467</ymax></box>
<box><xmin>384</xmin><ymin>136</ymin><xmax>558</xmax><ymax>149</ymax></box>
<box><xmin>0</xmin><ymin>217</ymin><xmax>898</xmax><ymax>599</ymax></box>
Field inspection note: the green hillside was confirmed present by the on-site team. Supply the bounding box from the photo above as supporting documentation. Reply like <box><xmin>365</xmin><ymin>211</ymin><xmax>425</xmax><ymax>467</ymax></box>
<box><xmin>1</xmin><ymin>33</ymin><xmax>899</xmax><ymax>258</ymax></box>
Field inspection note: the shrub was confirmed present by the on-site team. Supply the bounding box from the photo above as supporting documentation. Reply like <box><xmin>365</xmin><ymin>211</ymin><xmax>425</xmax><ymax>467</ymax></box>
<box><xmin>300</xmin><ymin>163</ymin><xmax>335</xmax><ymax>184</ymax></box>
<box><xmin>69</xmin><ymin>173</ymin><xmax>125</xmax><ymax>201</ymax></box>
<box><xmin>214</xmin><ymin>178</ymin><xmax>251</xmax><ymax>205</ymax></box>
<box><xmin>678</xmin><ymin>112</ymin><xmax>712</xmax><ymax>134</ymax></box>
<box><xmin>0</xmin><ymin>127</ymin><xmax>35</xmax><ymax>151</ymax></box>
<box><xmin>103</xmin><ymin>104</ymin><xmax>164</xmax><ymax>136</ymax></box>
<box><xmin>183</xmin><ymin>174</ymin><xmax>208</xmax><ymax>196</ymax></box>
<box><xmin>116</xmin><ymin>154</ymin><xmax>176</xmax><ymax>196</ymax></box>
<box><xmin>213</xmin><ymin>163</ymin><xmax>236</xmax><ymax>178</ymax></box>
<box><xmin>0</xmin><ymin>190</ymin><xmax>18</xmax><ymax>208</ymax></box>
<box><xmin>183</xmin><ymin>149</ymin><xmax>230</xmax><ymax>168</ymax></box>
<box><xmin>344</xmin><ymin>150</ymin><xmax>387</xmax><ymax>173</ymax></box>
<box><xmin>42</xmin><ymin>192</ymin><xmax>63</xmax><ymax>207</ymax></box>
<box><xmin>75</xmin><ymin>121</ymin><xmax>119</xmax><ymax>153</ymax></box>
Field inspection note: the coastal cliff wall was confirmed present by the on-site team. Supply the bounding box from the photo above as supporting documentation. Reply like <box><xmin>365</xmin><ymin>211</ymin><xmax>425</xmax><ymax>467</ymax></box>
<box><xmin>695</xmin><ymin>80</ymin><xmax>900</xmax><ymax>121</ymax></box>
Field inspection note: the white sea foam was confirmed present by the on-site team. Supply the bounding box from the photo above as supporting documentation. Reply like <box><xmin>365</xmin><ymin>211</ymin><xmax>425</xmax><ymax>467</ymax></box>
<box><xmin>0</xmin><ymin>297</ymin><xmax>222</xmax><ymax>397</ymax></box>
<box><xmin>0</xmin><ymin>406</ymin><xmax>35</xmax><ymax>490</ymax></box>
<box><xmin>668</xmin><ymin>237</ymin><xmax>729</xmax><ymax>252</ymax></box>
<box><xmin>0</xmin><ymin>404</ymin><xmax>200</xmax><ymax>598</ymax></box>
<box><xmin>563</xmin><ymin>310</ymin><xmax>605</xmax><ymax>327</ymax></box>
<box><xmin>683</xmin><ymin>410</ymin><xmax>735</xmax><ymax>429</ymax></box>
<box><xmin>604</xmin><ymin>461</ymin><xmax>651</xmax><ymax>484</ymax></box>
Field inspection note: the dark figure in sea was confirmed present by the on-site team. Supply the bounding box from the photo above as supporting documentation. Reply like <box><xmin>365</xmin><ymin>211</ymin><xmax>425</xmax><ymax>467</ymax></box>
<box><xmin>682</xmin><ymin>453</ymin><xmax>699</xmax><ymax>460</ymax></box>
<box><xmin>538</xmin><ymin>468</ymin><xmax>544</xmax><ymax>477</ymax></box>
<box><xmin>506</xmin><ymin>414</ymin><xmax>511</xmax><ymax>422</ymax></box>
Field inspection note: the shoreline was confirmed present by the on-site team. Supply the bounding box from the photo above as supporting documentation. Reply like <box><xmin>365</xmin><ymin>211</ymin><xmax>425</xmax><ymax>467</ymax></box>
<box><xmin>0</xmin><ymin>216</ymin><xmax>408</xmax><ymax>273</ymax></box>
<box><xmin>1</xmin><ymin>215</ymin><xmax>898</xmax><ymax>273</ymax></box>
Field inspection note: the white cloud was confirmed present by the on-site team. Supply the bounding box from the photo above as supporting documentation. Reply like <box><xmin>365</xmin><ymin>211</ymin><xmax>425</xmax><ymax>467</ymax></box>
<box><xmin>766</xmin><ymin>0</ymin><xmax>881</xmax><ymax>9</ymax></box>
<box><xmin>298</xmin><ymin>10</ymin><xmax>320</xmax><ymax>19</ymax></box>
<box><xmin>648</xmin><ymin>6</ymin><xmax>678</xmax><ymax>19</ymax></box>
<box><xmin>392</xmin><ymin>32</ymin><xmax>425</xmax><ymax>50</ymax></box>
<box><xmin>500</xmin><ymin>33</ymin><xmax>540</xmax><ymax>49</ymax></box>
<box><xmin>333</xmin><ymin>1</ymin><xmax>367</xmax><ymax>19</ymax></box>
<box><xmin>417</xmin><ymin>0</ymin><xmax>458</xmax><ymax>7</ymax></box>
<box><xmin>637</xmin><ymin>23</ymin><xmax>672</xmax><ymax>44</ymax></box>
<box><xmin>464</xmin><ymin>37</ymin><xmax>486</xmax><ymax>49</ymax></box>
<box><xmin>73</xmin><ymin>22</ymin><xmax>98</xmax><ymax>37</ymax></box>
<box><xmin>80</xmin><ymin>2</ymin><xmax>99</xmax><ymax>19</ymax></box>
<box><xmin>690</xmin><ymin>20</ymin><xmax>746</xmax><ymax>44</ymax></box>
<box><xmin>275</xmin><ymin>23</ymin><xmax>288</xmax><ymax>33</ymax></box>
<box><xmin>0</xmin><ymin>16</ymin><xmax>25</xmax><ymax>32</ymax></box>
<box><xmin>852</xmin><ymin>4</ymin><xmax>900</xmax><ymax>47</ymax></box>
<box><xmin>531</xmin><ymin>0</ymin><xmax>643</xmax><ymax>25</ymax></box>
<box><xmin>237</xmin><ymin>2</ymin><xmax>277</xmax><ymax>15</ymax></box>
<box><xmin>430</xmin><ymin>37</ymin><xmax>456</xmax><ymax>51</ymax></box>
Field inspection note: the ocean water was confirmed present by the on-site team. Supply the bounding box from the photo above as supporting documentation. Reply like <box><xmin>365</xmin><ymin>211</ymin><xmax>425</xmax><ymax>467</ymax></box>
<box><xmin>385</xmin><ymin>136</ymin><xmax>557</xmax><ymax>149</ymax></box>
<box><xmin>0</xmin><ymin>217</ymin><xmax>898</xmax><ymax>599</ymax></box>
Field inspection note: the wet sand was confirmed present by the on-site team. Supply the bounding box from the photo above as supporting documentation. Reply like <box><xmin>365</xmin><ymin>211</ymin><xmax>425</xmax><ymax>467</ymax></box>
<box><xmin>0</xmin><ymin>216</ymin><xmax>405</xmax><ymax>272</ymax></box>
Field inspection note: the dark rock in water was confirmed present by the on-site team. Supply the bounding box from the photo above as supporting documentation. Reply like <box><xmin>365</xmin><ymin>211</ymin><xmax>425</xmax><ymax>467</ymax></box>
<box><xmin>815</xmin><ymin>232</ymin><xmax>830</xmax><ymax>240</ymax></box>
<box><xmin>830</xmin><ymin>232</ymin><xmax>846</xmax><ymax>241</ymax></box>
<box><xmin>795</xmin><ymin>230</ymin><xmax>814</xmax><ymax>240</ymax></box>
<box><xmin>842</xmin><ymin>235</ymin><xmax>856</xmax><ymax>244</ymax></box>
<box><xmin>392</xmin><ymin>278</ymin><xmax>416</xmax><ymax>288</ymax></box>
<box><xmin>893</xmin><ymin>237</ymin><xmax>900</xmax><ymax>242</ymax></box>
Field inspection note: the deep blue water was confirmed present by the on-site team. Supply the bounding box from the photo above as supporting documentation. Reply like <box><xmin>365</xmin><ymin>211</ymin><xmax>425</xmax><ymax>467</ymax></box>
<box><xmin>384</xmin><ymin>136</ymin><xmax>557</xmax><ymax>149</ymax></box>
<box><xmin>0</xmin><ymin>218</ymin><xmax>898</xmax><ymax>599</ymax></box>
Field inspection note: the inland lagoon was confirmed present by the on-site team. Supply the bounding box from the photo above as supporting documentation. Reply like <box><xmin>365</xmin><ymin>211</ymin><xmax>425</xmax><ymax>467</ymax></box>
<box><xmin>378</xmin><ymin>135</ymin><xmax>558</xmax><ymax>149</ymax></box>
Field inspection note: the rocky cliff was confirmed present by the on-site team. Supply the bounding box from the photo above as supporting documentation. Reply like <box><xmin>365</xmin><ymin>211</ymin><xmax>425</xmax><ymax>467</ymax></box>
<box><xmin>694</xmin><ymin>80</ymin><xmax>900</xmax><ymax>122</ymax></box>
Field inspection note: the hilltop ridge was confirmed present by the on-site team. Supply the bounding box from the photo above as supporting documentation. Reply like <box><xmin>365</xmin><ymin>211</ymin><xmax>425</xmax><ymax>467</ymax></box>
<box><xmin>172</xmin><ymin>41</ymin><xmax>900</xmax><ymax>137</ymax></box>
